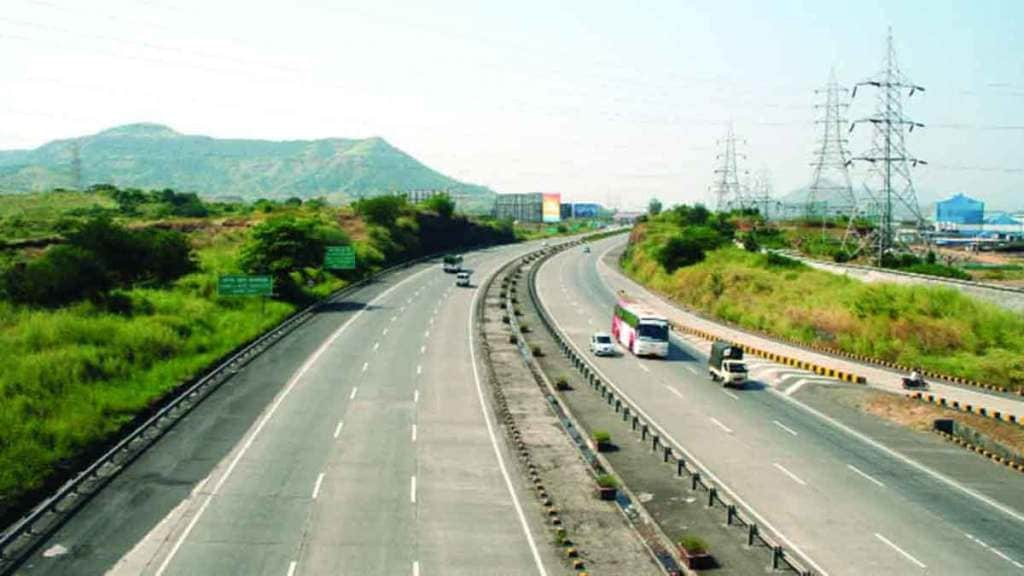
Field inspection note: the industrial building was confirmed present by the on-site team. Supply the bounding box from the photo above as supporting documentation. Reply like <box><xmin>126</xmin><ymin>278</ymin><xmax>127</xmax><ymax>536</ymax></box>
<box><xmin>935</xmin><ymin>193</ymin><xmax>984</xmax><ymax>231</ymax></box>
<box><xmin>494</xmin><ymin>192</ymin><xmax>561</xmax><ymax>222</ymax></box>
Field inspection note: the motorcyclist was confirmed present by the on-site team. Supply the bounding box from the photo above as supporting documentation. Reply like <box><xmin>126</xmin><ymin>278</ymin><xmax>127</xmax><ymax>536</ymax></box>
<box><xmin>908</xmin><ymin>368</ymin><xmax>925</xmax><ymax>388</ymax></box>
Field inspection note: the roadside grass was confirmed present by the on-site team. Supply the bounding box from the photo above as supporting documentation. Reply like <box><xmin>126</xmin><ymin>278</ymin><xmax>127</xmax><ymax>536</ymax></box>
<box><xmin>0</xmin><ymin>230</ymin><xmax>299</xmax><ymax>512</ymax></box>
<box><xmin>0</xmin><ymin>190</ymin><xmax>117</xmax><ymax>242</ymax></box>
<box><xmin>623</xmin><ymin>221</ymin><xmax>1024</xmax><ymax>390</ymax></box>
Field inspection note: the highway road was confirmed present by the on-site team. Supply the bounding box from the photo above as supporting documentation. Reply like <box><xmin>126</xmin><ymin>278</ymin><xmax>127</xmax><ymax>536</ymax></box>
<box><xmin>18</xmin><ymin>242</ymin><xmax>555</xmax><ymax>576</ymax></box>
<box><xmin>535</xmin><ymin>234</ymin><xmax>1024</xmax><ymax>576</ymax></box>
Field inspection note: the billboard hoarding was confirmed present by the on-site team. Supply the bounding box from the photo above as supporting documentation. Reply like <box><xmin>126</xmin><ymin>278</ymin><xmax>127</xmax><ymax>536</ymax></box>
<box><xmin>542</xmin><ymin>193</ymin><xmax>561</xmax><ymax>223</ymax></box>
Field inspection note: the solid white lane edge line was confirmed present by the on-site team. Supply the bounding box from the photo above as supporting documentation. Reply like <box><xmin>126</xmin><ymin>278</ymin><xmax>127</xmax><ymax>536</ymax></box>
<box><xmin>311</xmin><ymin>472</ymin><xmax>325</xmax><ymax>499</ymax></box>
<box><xmin>721</xmin><ymin>389</ymin><xmax>739</xmax><ymax>400</ymax></box>
<box><xmin>709</xmin><ymin>417</ymin><xmax>733</xmax><ymax>434</ymax></box>
<box><xmin>410</xmin><ymin>475</ymin><xmax>417</xmax><ymax>504</ymax></box>
<box><xmin>773</xmin><ymin>463</ymin><xmax>807</xmax><ymax>486</ymax></box>
<box><xmin>875</xmin><ymin>533</ymin><xmax>926</xmax><ymax>569</ymax></box>
<box><xmin>665</xmin><ymin>385</ymin><xmax>683</xmax><ymax>399</ymax></box>
<box><xmin>412</xmin><ymin>424</ymin><xmax>417</xmax><ymax>443</ymax></box>
<box><xmin>333</xmin><ymin>420</ymin><xmax>344</xmax><ymax>439</ymax></box>
<box><xmin>536</xmin><ymin>249</ymin><xmax>828</xmax><ymax>576</ymax></box>
<box><xmin>966</xmin><ymin>533</ymin><xmax>1023</xmax><ymax>569</ymax></box>
<box><xmin>154</xmin><ymin>264</ymin><xmax>436</xmax><ymax>576</ymax></box>
<box><xmin>776</xmin><ymin>390</ymin><xmax>1024</xmax><ymax>526</ymax></box>
<box><xmin>847</xmin><ymin>464</ymin><xmax>885</xmax><ymax>488</ymax></box>
<box><xmin>286</xmin><ymin>560</ymin><xmax>297</xmax><ymax>576</ymax></box>
<box><xmin>773</xmin><ymin>420</ymin><xmax>798</xmax><ymax>436</ymax></box>
<box><xmin>468</xmin><ymin>258</ymin><xmax>548</xmax><ymax>576</ymax></box>
<box><xmin>350</xmin><ymin>387</ymin><xmax>358</xmax><ymax>400</ymax></box>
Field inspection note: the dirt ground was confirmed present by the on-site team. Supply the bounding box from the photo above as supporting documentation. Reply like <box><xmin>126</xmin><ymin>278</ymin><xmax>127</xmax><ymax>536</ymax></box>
<box><xmin>861</xmin><ymin>390</ymin><xmax>1024</xmax><ymax>455</ymax></box>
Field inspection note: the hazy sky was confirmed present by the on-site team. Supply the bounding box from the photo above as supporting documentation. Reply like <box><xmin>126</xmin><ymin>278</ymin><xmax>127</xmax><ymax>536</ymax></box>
<box><xmin>2</xmin><ymin>0</ymin><xmax>1023</xmax><ymax>209</ymax></box>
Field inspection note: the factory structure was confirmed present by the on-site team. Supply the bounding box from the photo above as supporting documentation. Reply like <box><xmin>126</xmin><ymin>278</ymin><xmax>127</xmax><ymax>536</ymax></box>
<box><xmin>933</xmin><ymin>193</ymin><xmax>1024</xmax><ymax>240</ymax></box>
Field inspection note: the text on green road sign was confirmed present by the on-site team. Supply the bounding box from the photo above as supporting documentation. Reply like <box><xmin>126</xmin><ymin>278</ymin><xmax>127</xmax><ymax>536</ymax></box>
<box><xmin>324</xmin><ymin>245</ymin><xmax>356</xmax><ymax>270</ymax></box>
<box><xmin>218</xmin><ymin>275</ymin><xmax>273</xmax><ymax>296</ymax></box>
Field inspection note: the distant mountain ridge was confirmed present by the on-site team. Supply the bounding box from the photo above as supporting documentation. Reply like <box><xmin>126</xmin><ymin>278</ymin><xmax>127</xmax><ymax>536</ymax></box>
<box><xmin>0</xmin><ymin>124</ymin><xmax>494</xmax><ymax>204</ymax></box>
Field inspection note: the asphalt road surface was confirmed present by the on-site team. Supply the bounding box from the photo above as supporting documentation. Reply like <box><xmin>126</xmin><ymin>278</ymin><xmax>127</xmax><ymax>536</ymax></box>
<box><xmin>18</xmin><ymin>242</ymin><xmax>557</xmax><ymax>576</ymax></box>
<box><xmin>534</xmin><ymin>235</ymin><xmax>1024</xmax><ymax>576</ymax></box>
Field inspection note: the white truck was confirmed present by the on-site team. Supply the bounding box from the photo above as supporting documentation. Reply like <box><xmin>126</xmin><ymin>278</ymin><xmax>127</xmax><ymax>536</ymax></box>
<box><xmin>708</xmin><ymin>340</ymin><xmax>748</xmax><ymax>387</ymax></box>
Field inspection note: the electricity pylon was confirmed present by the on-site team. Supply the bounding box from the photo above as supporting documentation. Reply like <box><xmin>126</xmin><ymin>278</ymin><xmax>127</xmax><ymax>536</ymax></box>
<box><xmin>711</xmin><ymin>124</ymin><xmax>748</xmax><ymax>211</ymax></box>
<box><xmin>848</xmin><ymin>27</ymin><xmax>926</xmax><ymax>264</ymax></box>
<box><xmin>806</xmin><ymin>68</ymin><xmax>856</xmax><ymax>221</ymax></box>
<box><xmin>70</xmin><ymin>140</ymin><xmax>82</xmax><ymax>191</ymax></box>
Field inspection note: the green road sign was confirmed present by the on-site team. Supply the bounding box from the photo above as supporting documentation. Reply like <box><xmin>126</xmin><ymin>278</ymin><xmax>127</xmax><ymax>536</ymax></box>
<box><xmin>324</xmin><ymin>245</ymin><xmax>356</xmax><ymax>270</ymax></box>
<box><xmin>218</xmin><ymin>275</ymin><xmax>273</xmax><ymax>296</ymax></box>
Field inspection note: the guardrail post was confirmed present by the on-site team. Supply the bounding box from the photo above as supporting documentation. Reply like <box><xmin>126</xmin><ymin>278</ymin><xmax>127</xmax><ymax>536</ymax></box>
<box><xmin>652</xmin><ymin>434</ymin><xmax>660</xmax><ymax>452</ymax></box>
<box><xmin>632</xmin><ymin>415</ymin><xmax>639</xmax><ymax>431</ymax></box>
<box><xmin>708</xmin><ymin>486</ymin><xmax>717</xmax><ymax>507</ymax></box>
<box><xmin>772</xmin><ymin>546</ymin><xmax>783</xmax><ymax>569</ymax></box>
<box><xmin>677</xmin><ymin>458</ymin><xmax>685</xmax><ymax>476</ymax></box>
<box><xmin>641</xmin><ymin>424</ymin><xmax>649</xmax><ymax>441</ymax></box>
<box><xmin>622</xmin><ymin>406</ymin><xmax>630</xmax><ymax>422</ymax></box>
<box><xmin>691</xmin><ymin>472</ymin><xmax>701</xmax><ymax>490</ymax></box>
<box><xmin>663</xmin><ymin>446</ymin><xmax>672</xmax><ymax>462</ymax></box>
<box><xmin>748</xmin><ymin>524</ymin><xmax>758</xmax><ymax>546</ymax></box>
<box><xmin>615</xmin><ymin>398</ymin><xmax>622</xmax><ymax>413</ymax></box>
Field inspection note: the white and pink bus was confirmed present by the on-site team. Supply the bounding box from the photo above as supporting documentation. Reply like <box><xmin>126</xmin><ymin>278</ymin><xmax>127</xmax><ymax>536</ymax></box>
<box><xmin>611</xmin><ymin>295</ymin><xmax>670</xmax><ymax>358</ymax></box>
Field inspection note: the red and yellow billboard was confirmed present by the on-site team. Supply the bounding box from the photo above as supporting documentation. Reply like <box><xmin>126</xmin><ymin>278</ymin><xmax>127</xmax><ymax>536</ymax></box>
<box><xmin>542</xmin><ymin>192</ymin><xmax>561</xmax><ymax>223</ymax></box>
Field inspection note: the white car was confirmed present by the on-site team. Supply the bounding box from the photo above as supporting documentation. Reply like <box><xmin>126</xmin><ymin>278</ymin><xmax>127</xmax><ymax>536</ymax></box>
<box><xmin>456</xmin><ymin>271</ymin><xmax>471</xmax><ymax>287</ymax></box>
<box><xmin>590</xmin><ymin>332</ymin><xmax>616</xmax><ymax>356</ymax></box>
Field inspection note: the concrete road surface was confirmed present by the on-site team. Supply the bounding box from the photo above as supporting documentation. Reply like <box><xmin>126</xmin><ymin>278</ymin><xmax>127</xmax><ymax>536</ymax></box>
<box><xmin>18</xmin><ymin>242</ymin><xmax>557</xmax><ymax>576</ymax></box>
<box><xmin>534</xmin><ymin>235</ymin><xmax>1024</xmax><ymax>576</ymax></box>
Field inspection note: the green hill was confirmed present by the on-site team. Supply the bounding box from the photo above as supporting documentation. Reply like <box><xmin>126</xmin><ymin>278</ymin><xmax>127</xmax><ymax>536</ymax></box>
<box><xmin>0</xmin><ymin>124</ymin><xmax>494</xmax><ymax>206</ymax></box>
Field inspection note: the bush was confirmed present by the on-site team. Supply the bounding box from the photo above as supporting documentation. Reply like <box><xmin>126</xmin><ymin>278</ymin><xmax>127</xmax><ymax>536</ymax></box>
<box><xmin>508</xmin><ymin>334</ymin><xmax>517</xmax><ymax>344</ymax></box>
<box><xmin>519</xmin><ymin>323</ymin><xmax>531</xmax><ymax>333</ymax></box>
<box><xmin>596</xmin><ymin>473</ymin><xmax>619</xmax><ymax>488</ymax></box>
<box><xmin>239</xmin><ymin>217</ymin><xmax>326</xmax><ymax>300</ymax></box>
<box><xmin>353</xmin><ymin>194</ymin><xmax>407</xmax><ymax>227</ymax></box>
<box><xmin>1</xmin><ymin>245</ymin><xmax>110</xmax><ymax>306</ymax></box>
<box><xmin>658</xmin><ymin>236</ymin><xmax>705</xmax><ymax>272</ymax></box>
<box><xmin>532</xmin><ymin>345</ymin><xmax>543</xmax><ymax>357</ymax></box>
<box><xmin>593</xmin><ymin>430</ymin><xmax>611</xmax><ymax>444</ymax></box>
<box><xmin>679</xmin><ymin>535</ymin><xmax>708</xmax><ymax>554</ymax></box>
<box><xmin>555</xmin><ymin>375</ymin><xmax>571</xmax><ymax>390</ymax></box>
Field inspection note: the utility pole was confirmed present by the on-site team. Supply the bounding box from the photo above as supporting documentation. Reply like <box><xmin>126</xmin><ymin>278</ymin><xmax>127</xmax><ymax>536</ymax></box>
<box><xmin>711</xmin><ymin>124</ymin><xmax>747</xmax><ymax>211</ymax></box>
<box><xmin>848</xmin><ymin>27</ymin><xmax>926</xmax><ymax>265</ymax></box>
<box><xmin>806</xmin><ymin>68</ymin><xmax>856</xmax><ymax>238</ymax></box>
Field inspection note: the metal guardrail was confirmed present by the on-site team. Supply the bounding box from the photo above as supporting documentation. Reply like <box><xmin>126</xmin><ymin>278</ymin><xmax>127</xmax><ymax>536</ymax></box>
<box><xmin>0</xmin><ymin>249</ymin><xmax>453</xmax><ymax>575</ymax></box>
<box><xmin>528</xmin><ymin>239</ymin><xmax>817</xmax><ymax>576</ymax></box>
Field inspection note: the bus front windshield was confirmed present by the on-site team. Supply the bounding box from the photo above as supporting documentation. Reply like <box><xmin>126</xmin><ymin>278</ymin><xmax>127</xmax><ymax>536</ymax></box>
<box><xmin>637</xmin><ymin>322</ymin><xmax>668</xmax><ymax>341</ymax></box>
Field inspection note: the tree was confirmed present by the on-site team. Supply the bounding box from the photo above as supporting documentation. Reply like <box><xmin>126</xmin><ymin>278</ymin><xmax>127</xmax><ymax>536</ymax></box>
<box><xmin>240</xmin><ymin>217</ymin><xmax>326</xmax><ymax>299</ymax></box>
<box><xmin>285</xmin><ymin>197</ymin><xmax>303</xmax><ymax>207</ymax></box>
<box><xmin>648</xmin><ymin>198</ymin><xmax>663</xmax><ymax>216</ymax></box>
<box><xmin>354</xmin><ymin>194</ymin><xmax>407</xmax><ymax>227</ymax></box>
<box><xmin>1</xmin><ymin>246</ymin><xmax>111</xmax><ymax>307</ymax></box>
<box><xmin>423</xmin><ymin>193</ymin><xmax>455</xmax><ymax>219</ymax></box>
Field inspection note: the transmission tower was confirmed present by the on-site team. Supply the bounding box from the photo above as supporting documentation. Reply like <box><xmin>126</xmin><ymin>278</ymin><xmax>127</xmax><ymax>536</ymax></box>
<box><xmin>806</xmin><ymin>68</ymin><xmax>855</xmax><ymax>220</ymax></box>
<box><xmin>70</xmin><ymin>140</ymin><xmax>82</xmax><ymax>191</ymax></box>
<box><xmin>749</xmin><ymin>167</ymin><xmax>779</xmax><ymax>220</ymax></box>
<box><xmin>711</xmin><ymin>124</ymin><xmax>748</xmax><ymax>211</ymax></box>
<box><xmin>848</xmin><ymin>27</ymin><xmax>926</xmax><ymax>264</ymax></box>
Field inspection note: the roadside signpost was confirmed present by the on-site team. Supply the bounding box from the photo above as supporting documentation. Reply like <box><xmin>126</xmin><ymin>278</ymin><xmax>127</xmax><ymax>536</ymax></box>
<box><xmin>218</xmin><ymin>274</ymin><xmax>273</xmax><ymax>312</ymax></box>
<box><xmin>324</xmin><ymin>245</ymin><xmax>356</xmax><ymax>270</ymax></box>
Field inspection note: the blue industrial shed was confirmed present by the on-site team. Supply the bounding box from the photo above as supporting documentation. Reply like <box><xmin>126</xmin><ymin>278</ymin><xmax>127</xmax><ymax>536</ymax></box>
<box><xmin>935</xmin><ymin>193</ymin><xmax>984</xmax><ymax>225</ymax></box>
